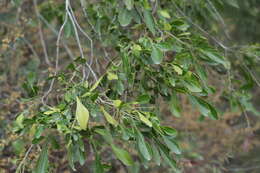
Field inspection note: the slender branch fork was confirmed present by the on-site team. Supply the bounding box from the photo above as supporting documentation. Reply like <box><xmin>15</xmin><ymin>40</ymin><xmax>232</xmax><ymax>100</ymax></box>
<box><xmin>41</xmin><ymin>0</ymin><xmax>69</xmax><ymax>105</ymax></box>
<box><xmin>41</xmin><ymin>0</ymin><xmax>98</xmax><ymax>105</ymax></box>
<box><xmin>67</xmin><ymin>0</ymin><xmax>97</xmax><ymax>81</ymax></box>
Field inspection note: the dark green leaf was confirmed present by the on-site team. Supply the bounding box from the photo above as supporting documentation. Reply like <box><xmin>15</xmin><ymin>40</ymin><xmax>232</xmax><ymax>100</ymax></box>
<box><xmin>161</xmin><ymin>126</ymin><xmax>178</xmax><ymax>137</ymax></box>
<box><xmin>111</xmin><ymin>144</ymin><xmax>134</xmax><ymax>166</ymax></box>
<box><xmin>143</xmin><ymin>9</ymin><xmax>156</xmax><ymax>35</ymax></box>
<box><xmin>152</xmin><ymin>143</ymin><xmax>161</xmax><ymax>166</ymax></box>
<box><xmin>136</xmin><ymin>129</ymin><xmax>151</xmax><ymax>161</ymax></box>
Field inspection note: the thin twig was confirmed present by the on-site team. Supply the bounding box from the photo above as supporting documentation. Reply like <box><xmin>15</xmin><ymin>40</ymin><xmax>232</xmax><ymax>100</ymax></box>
<box><xmin>33</xmin><ymin>0</ymin><xmax>51</xmax><ymax>66</ymax></box>
<box><xmin>67</xmin><ymin>0</ymin><xmax>97</xmax><ymax>81</ymax></box>
<box><xmin>172</xmin><ymin>2</ymin><xmax>230</xmax><ymax>51</ymax></box>
<box><xmin>206</xmin><ymin>0</ymin><xmax>231</xmax><ymax>39</ymax></box>
<box><xmin>15</xmin><ymin>145</ymin><xmax>34</xmax><ymax>173</ymax></box>
<box><xmin>41</xmin><ymin>1</ymin><xmax>69</xmax><ymax>105</ymax></box>
<box><xmin>21</xmin><ymin>38</ymin><xmax>40</xmax><ymax>59</ymax></box>
<box><xmin>38</xmin><ymin>14</ymin><xmax>74</xmax><ymax>60</ymax></box>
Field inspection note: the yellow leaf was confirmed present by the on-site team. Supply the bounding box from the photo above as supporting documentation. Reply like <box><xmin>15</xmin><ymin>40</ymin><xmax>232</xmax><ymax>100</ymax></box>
<box><xmin>76</xmin><ymin>97</ymin><xmax>89</xmax><ymax>130</ymax></box>
<box><xmin>138</xmin><ymin>112</ymin><xmax>152</xmax><ymax>127</ymax></box>
<box><xmin>100</xmin><ymin>106</ymin><xmax>118</xmax><ymax>127</ymax></box>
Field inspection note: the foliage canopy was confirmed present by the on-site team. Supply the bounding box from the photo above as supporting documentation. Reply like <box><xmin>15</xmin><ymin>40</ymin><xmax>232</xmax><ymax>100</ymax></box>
<box><xmin>0</xmin><ymin>0</ymin><xmax>259</xmax><ymax>172</ymax></box>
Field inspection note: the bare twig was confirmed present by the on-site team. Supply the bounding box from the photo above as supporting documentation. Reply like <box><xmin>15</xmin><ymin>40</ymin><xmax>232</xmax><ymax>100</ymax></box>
<box><xmin>172</xmin><ymin>2</ymin><xmax>230</xmax><ymax>51</ymax></box>
<box><xmin>67</xmin><ymin>0</ymin><xmax>97</xmax><ymax>81</ymax></box>
<box><xmin>206</xmin><ymin>0</ymin><xmax>231</xmax><ymax>39</ymax></box>
<box><xmin>15</xmin><ymin>145</ymin><xmax>34</xmax><ymax>173</ymax></box>
<box><xmin>21</xmin><ymin>38</ymin><xmax>40</xmax><ymax>59</ymax></box>
<box><xmin>41</xmin><ymin>1</ymin><xmax>69</xmax><ymax>105</ymax></box>
<box><xmin>38</xmin><ymin>14</ymin><xmax>74</xmax><ymax>60</ymax></box>
<box><xmin>33</xmin><ymin>0</ymin><xmax>51</xmax><ymax>66</ymax></box>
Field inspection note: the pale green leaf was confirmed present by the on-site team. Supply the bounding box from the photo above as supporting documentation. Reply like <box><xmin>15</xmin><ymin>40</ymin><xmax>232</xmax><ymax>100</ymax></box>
<box><xmin>90</xmin><ymin>76</ymin><xmax>103</xmax><ymax>92</ymax></box>
<box><xmin>100</xmin><ymin>106</ymin><xmax>118</xmax><ymax>127</ymax></box>
<box><xmin>151</xmin><ymin>46</ymin><xmax>163</xmax><ymax>64</ymax></box>
<box><xmin>138</xmin><ymin>112</ymin><xmax>152</xmax><ymax>127</ymax></box>
<box><xmin>76</xmin><ymin>97</ymin><xmax>89</xmax><ymax>130</ymax></box>
<box><xmin>163</xmin><ymin>136</ymin><xmax>181</xmax><ymax>154</ymax></box>
<box><xmin>124</xmin><ymin>0</ymin><xmax>133</xmax><ymax>10</ymax></box>
<box><xmin>227</xmin><ymin>0</ymin><xmax>239</xmax><ymax>8</ymax></box>
<box><xmin>107</xmin><ymin>72</ymin><xmax>118</xmax><ymax>80</ymax></box>
<box><xmin>118</xmin><ymin>9</ymin><xmax>132</xmax><ymax>27</ymax></box>
<box><xmin>113</xmin><ymin>100</ymin><xmax>122</xmax><ymax>108</ymax></box>
<box><xmin>172</xmin><ymin>64</ymin><xmax>183</xmax><ymax>75</ymax></box>
<box><xmin>169</xmin><ymin>93</ymin><xmax>182</xmax><ymax>117</ymax></box>
<box><xmin>16</xmin><ymin>113</ymin><xmax>24</xmax><ymax>128</ymax></box>
<box><xmin>159</xmin><ymin>10</ymin><xmax>171</xmax><ymax>19</ymax></box>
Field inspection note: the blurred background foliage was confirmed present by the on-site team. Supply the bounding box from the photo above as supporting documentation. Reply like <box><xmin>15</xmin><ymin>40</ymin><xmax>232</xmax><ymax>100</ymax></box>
<box><xmin>0</xmin><ymin>0</ymin><xmax>260</xmax><ymax>172</ymax></box>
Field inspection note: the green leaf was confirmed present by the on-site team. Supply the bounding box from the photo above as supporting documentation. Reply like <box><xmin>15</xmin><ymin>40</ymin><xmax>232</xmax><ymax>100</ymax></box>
<box><xmin>183</xmin><ymin>74</ymin><xmax>202</xmax><ymax>93</ymax></box>
<box><xmin>95</xmin><ymin>128</ymin><xmax>113</xmax><ymax>144</ymax></box>
<box><xmin>169</xmin><ymin>93</ymin><xmax>182</xmax><ymax>117</ymax></box>
<box><xmin>67</xmin><ymin>143</ymin><xmax>76</xmax><ymax>171</ymax></box>
<box><xmin>189</xmin><ymin>96</ymin><xmax>218</xmax><ymax>120</ymax></box>
<box><xmin>94</xmin><ymin>153</ymin><xmax>104</xmax><ymax>173</ymax></box>
<box><xmin>201</xmin><ymin>50</ymin><xmax>230</xmax><ymax>69</ymax></box>
<box><xmin>76</xmin><ymin>97</ymin><xmax>89</xmax><ymax>130</ymax></box>
<box><xmin>172</xmin><ymin>64</ymin><xmax>183</xmax><ymax>75</ymax></box>
<box><xmin>113</xmin><ymin>100</ymin><xmax>122</xmax><ymax>108</ymax></box>
<box><xmin>143</xmin><ymin>9</ymin><xmax>156</xmax><ymax>35</ymax></box>
<box><xmin>138</xmin><ymin>112</ymin><xmax>152</xmax><ymax>127</ymax></box>
<box><xmin>152</xmin><ymin>143</ymin><xmax>161</xmax><ymax>166</ymax></box>
<box><xmin>136</xmin><ymin>94</ymin><xmax>150</xmax><ymax>104</ymax></box>
<box><xmin>157</xmin><ymin>141</ymin><xmax>177</xmax><ymax>170</ymax></box>
<box><xmin>159</xmin><ymin>10</ymin><xmax>171</xmax><ymax>19</ymax></box>
<box><xmin>159</xmin><ymin>148</ymin><xmax>178</xmax><ymax>170</ymax></box>
<box><xmin>124</xmin><ymin>0</ymin><xmax>133</xmax><ymax>10</ymax></box>
<box><xmin>107</xmin><ymin>72</ymin><xmax>118</xmax><ymax>80</ymax></box>
<box><xmin>35</xmin><ymin>144</ymin><xmax>49</xmax><ymax>173</ymax></box>
<box><xmin>163</xmin><ymin>136</ymin><xmax>181</xmax><ymax>154</ymax></box>
<box><xmin>100</xmin><ymin>106</ymin><xmax>118</xmax><ymax>127</ymax></box>
<box><xmin>115</xmin><ymin>81</ymin><xmax>124</xmax><ymax>95</ymax></box>
<box><xmin>151</xmin><ymin>46</ymin><xmax>163</xmax><ymax>64</ymax></box>
<box><xmin>161</xmin><ymin>126</ymin><xmax>178</xmax><ymax>137</ymax></box>
<box><xmin>12</xmin><ymin>139</ymin><xmax>25</xmax><ymax>155</ymax></box>
<box><xmin>16</xmin><ymin>113</ymin><xmax>24</xmax><ymax>128</ymax></box>
<box><xmin>118</xmin><ymin>8</ymin><xmax>133</xmax><ymax>27</ymax></box>
<box><xmin>136</xmin><ymin>129</ymin><xmax>151</xmax><ymax>161</ymax></box>
<box><xmin>90</xmin><ymin>76</ymin><xmax>103</xmax><ymax>92</ymax></box>
<box><xmin>195</xmin><ymin>64</ymin><xmax>207</xmax><ymax>81</ymax></box>
<box><xmin>183</xmin><ymin>80</ymin><xmax>202</xmax><ymax>93</ymax></box>
<box><xmin>227</xmin><ymin>0</ymin><xmax>239</xmax><ymax>8</ymax></box>
<box><xmin>111</xmin><ymin>144</ymin><xmax>134</xmax><ymax>166</ymax></box>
